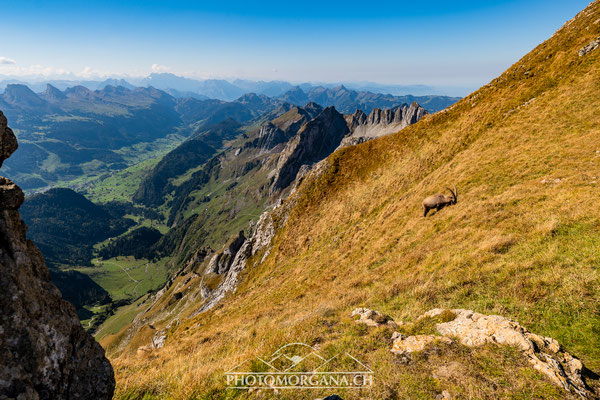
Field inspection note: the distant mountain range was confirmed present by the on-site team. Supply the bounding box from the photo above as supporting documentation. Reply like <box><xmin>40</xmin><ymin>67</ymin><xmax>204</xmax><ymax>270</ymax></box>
<box><xmin>278</xmin><ymin>84</ymin><xmax>459</xmax><ymax>114</ymax></box>
<box><xmin>0</xmin><ymin>72</ymin><xmax>468</xmax><ymax>101</ymax></box>
<box><xmin>0</xmin><ymin>81</ymin><xmax>458</xmax><ymax>190</ymax></box>
<box><xmin>0</xmin><ymin>76</ymin><xmax>459</xmax><ymax>113</ymax></box>
<box><xmin>0</xmin><ymin>84</ymin><xmax>285</xmax><ymax>189</ymax></box>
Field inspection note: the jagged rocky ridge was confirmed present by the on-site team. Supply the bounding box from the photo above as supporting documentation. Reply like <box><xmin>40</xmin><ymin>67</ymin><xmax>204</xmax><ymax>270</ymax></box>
<box><xmin>270</xmin><ymin>103</ymin><xmax>427</xmax><ymax>191</ymax></box>
<box><xmin>340</xmin><ymin>101</ymin><xmax>427</xmax><ymax>147</ymax></box>
<box><xmin>0</xmin><ymin>110</ymin><xmax>114</xmax><ymax>400</ymax></box>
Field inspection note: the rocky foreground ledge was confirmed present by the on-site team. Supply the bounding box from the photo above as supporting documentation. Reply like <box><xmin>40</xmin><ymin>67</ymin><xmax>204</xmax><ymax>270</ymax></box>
<box><xmin>353</xmin><ymin>307</ymin><xmax>597</xmax><ymax>399</ymax></box>
<box><xmin>0</xmin><ymin>111</ymin><xmax>114</xmax><ymax>400</ymax></box>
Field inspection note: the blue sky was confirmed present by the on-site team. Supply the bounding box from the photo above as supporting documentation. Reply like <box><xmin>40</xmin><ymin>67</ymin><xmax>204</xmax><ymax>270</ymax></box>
<box><xmin>0</xmin><ymin>0</ymin><xmax>590</xmax><ymax>89</ymax></box>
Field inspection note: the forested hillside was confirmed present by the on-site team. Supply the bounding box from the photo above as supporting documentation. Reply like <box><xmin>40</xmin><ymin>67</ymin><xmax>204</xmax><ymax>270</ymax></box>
<box><xmin>20</xmin><ymin>188</ymin><xmax>134</xmax><ymax>267</ymax></box>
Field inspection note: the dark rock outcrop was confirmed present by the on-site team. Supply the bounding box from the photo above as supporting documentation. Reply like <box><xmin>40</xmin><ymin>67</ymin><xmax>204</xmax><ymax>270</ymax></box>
<box><xmin>255</xmin><ymin>123</ymin><xmax>289</xmax><ymax>151</ymax></box>
<box><xmin>0</xmin><ymin>110</ymin><xmax>114</xmax><ymax>400</ymax></box>
<box><xmin>207</xmin><ymin>230</ymin><xmax>246</xmax><ymax>274</ymax></box>
<box><xmin>0</xmin><ymin>176</ymin><xmax>24</xmax><ymax>210</ymax></box>
<box><xmin>0</xmin><ymin>112</ymin><xmax>17</xmax><ymax>168</ymax></box>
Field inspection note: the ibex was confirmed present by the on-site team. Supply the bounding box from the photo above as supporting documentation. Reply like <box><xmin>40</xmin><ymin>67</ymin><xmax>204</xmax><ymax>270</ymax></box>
<box><xmin>422</xmin><ymin>186</ymin><xmax>457</xmax><ymax>217</ymax></box>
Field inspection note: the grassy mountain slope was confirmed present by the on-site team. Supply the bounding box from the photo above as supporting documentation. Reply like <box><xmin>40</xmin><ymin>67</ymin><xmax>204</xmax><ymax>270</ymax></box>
<box><xmin>109</xmin><ymin>4</ymin><xmax>600</xmax><ymax>398</ymax></box>
<box><xmin>132</xmin><ymin>137</ymin><xmax>216</xmax><ymax>206</ymax></box>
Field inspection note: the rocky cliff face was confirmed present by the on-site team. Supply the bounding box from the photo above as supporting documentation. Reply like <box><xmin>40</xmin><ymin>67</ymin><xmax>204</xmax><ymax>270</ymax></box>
<box><xmin>254</xmin><ymin>102</ymin><xmax>323</xmax><ymax>151</ymax></box>
<box><xmin>195</xmin><ymin>209</ymin><xmax>278</xmax><ymax>314</ymax></box>
<box><xmin>272</xmin><ymin>106</ymin><xmax>349</xmax><ymax>191</ymax></box>
<box><xmin>0</xmin><ymin>110</ymin><xmax>114</xmax><ymax>400</ymax></box>
<box><xmin>0</xmin><ymin>113</ymin><xmax>17</xmax><ymax>168</ymax></box>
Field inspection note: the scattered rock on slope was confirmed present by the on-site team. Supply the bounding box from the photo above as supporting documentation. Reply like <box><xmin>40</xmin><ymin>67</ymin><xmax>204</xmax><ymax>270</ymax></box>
<box><xmin>195</xmin><ymin>207</ymin><xmax>279</xmax><ymax>314</ymax></box>
<box><xmin>351</xmin><ymin>307</ymin><xmax>397</xmax><ymax>327</ymax></box>
<box><xmin>391</xmin><ymin>334</ymin><xmax>453</xmax><ymax>354</ymax></box>
<box><xmin>0</xmin><ymin>110</ymin><xmax>114</xmax><ymax>400</ymax></box>
<box><xmin>579</xmin><ymin>36</ymin><xmax>600</xmax><ymax>56</ymax></box>
<box><xmin>389</xmin><ymin>308</ymin><xmax>596</xmax><ymax>399</ymax></box>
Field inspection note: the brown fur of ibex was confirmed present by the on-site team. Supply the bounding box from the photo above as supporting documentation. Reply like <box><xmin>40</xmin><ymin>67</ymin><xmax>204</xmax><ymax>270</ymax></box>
<box><xmin>422</xmin><ymin>186</ymin><xmax>457</xmax><ymax>217</ymax></box>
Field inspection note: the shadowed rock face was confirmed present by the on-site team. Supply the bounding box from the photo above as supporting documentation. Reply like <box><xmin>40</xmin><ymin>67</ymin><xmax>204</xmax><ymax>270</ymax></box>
<box><xmin>272</xmin><ymin>106</ymin><xmax>349</xmax><ymax>191</ymax></box>
<box><xmin>207</xmin><ymin>230</ymin><xmax>246</xmax><ymax>274</ymax></box>
<box><xmin>254</xmin><ymin>103</ymin><xmax>324</xmax><ymax>152</ymax></box>
<box><xmin>195</xmin><ymin>204</ymin><xmax>279</xmax><ymax>315</ymax></box>
<box><xmin>0</xmin><ymin>110</ymin><xmax>115</xmax><ymax>400</ymax></box>
<box><xmin>0</xmin><ymin>112</ymin><xmax>17</xmax><ymax>169</ymax></box>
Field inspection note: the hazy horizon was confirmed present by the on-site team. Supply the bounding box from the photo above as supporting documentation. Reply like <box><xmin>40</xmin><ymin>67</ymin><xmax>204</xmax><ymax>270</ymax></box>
<box><xmin>0</xmin><ymin>72</ymin><xmax>472</xmax><ymax>97</ymax></box>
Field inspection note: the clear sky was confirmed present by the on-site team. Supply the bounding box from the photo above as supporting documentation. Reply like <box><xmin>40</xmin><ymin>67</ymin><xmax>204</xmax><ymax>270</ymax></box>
<box><xmin>0</xmin><ymin>0</ymin><xmax>591</xmax><ymax>88</ymax></box>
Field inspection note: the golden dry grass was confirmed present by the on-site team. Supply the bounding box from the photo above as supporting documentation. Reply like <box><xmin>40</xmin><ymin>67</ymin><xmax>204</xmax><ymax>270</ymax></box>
<box><xmin>110</xmin><ymin>3</ymin><xmax>600</xmax><ymax>399</ymax></box>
